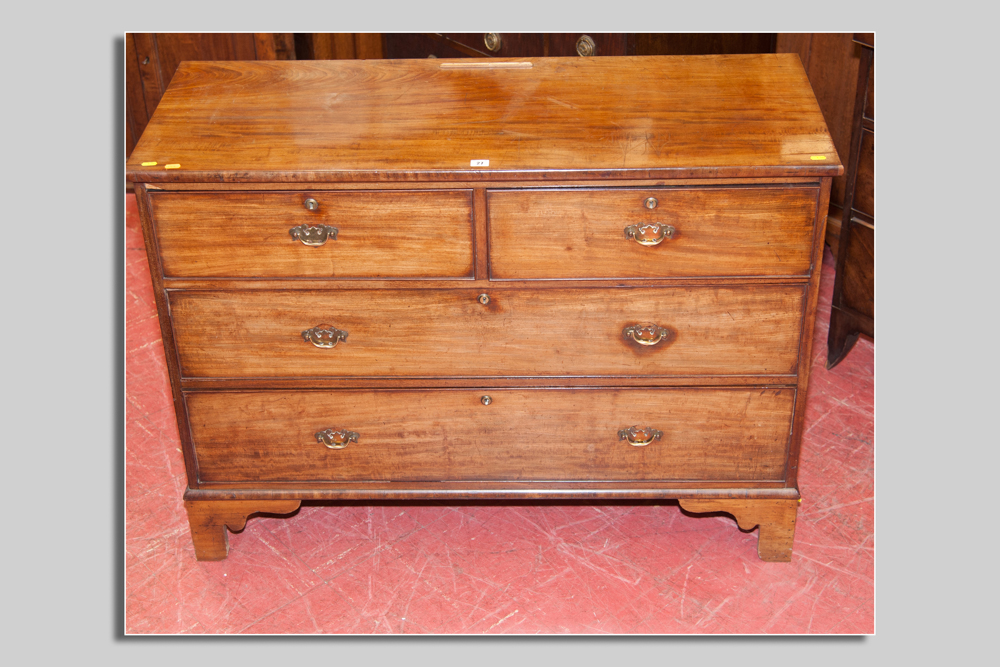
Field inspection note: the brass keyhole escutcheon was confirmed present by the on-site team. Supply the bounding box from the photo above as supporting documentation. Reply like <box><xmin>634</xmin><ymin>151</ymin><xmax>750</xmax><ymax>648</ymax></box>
<box><xmin>304</xmin><ymin>198</ymin><xmax>319</xmax><ymax>211</ymax></box>
<box><xmin>481</xmin><ymin>395</ymin><xmax>492</xmax><ymax>406</ymax></box>
<box><xmin>644</xmin><ymin>197</ymin><xmax>658</xmax><ymax>209</ymax></box>
<box><xmin>478</xmin><ymin>293</ymin><xmax>490</xmax><ymax>305</ymax></box>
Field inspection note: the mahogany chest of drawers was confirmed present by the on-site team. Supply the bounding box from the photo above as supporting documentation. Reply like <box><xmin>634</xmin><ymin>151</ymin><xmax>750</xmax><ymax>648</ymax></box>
<box><xmin>127</xmin><ymin>55</ymin><xmax>841</xmax><ymax>562</ymax></box>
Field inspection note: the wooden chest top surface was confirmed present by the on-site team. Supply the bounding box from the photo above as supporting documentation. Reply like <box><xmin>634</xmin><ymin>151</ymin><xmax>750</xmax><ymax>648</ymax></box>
<box><xmin>126</xmin><ymin>55</ymin><xmax>841</xmax><ymax>183</ymax></box>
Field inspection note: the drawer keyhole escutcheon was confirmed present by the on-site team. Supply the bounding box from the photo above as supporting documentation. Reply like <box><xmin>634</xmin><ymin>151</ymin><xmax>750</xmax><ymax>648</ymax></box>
<box><xmin>302</xmin><ymin>324</ymin><xmax>348</xmax><ymax>349</ymax></box>
<box><xmin>624</xmin><ymin>222</ymin><xmax>675</xmax><ymax>246</ymax></box>
<box><xmin>290</xmin><ymin>224</ymin><xmax>338</xmax><ymax>247</ymax></box>
<box><xmin>478</xmin><ymin>293</ymin><xmax>490</xmax><ymax>305</ymax></box>
<box><xmin>644</xmin><ymin>197</ymin><xmax>658</xmax><ymax>209</ymax></box>
<box><xmin>481</xmin><ymin>395</ymin><xmax>492</xmax><ymax>406</ymax></box>
<box><xmin>623</xmin><ymin>324</ymin><xmax>670</xmax><ymax>346</ymax></box>
<box><xmin>303</xmin><ymin>198</ymin><xmax>319</xmax><ymax>211</ymax></box>
<box><xmin>618</xmin><ymin>426</ymin><xmax>663</xmax><ymax>447</ymax></box>
<box><xmin>316</xmin><ymin>428</ymin><xmax>359</xmax><ymax>450</ymax></box>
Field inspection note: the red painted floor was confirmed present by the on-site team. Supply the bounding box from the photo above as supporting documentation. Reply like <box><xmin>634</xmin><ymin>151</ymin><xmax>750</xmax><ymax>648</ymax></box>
<box><xmin>125</xmin><ymin>194</ymin><xmax>874</xmax><ymax>634</ymax></box>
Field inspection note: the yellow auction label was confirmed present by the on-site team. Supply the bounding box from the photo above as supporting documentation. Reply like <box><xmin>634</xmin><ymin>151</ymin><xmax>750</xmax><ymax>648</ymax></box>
<box><xmin>141</xmin><ymin>161</ymin><xmax>157</xmax><ymax>166</ymax></box>
<box><xmin>164</xmin><ymin>164</ymin><xmax>181</xmax><ymax>169</ymax></box>
<box><xmin>810</xmin><ymin>155</ymin><xmax>827</xmax><ymax>160</ymax></box>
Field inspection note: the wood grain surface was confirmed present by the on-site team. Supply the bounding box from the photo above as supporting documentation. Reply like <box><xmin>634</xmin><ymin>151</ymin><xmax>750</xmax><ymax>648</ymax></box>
<box><xmin>826</xmin><ymin>38</ymin><xmax>873</xmax><ymax>369</ymax></box>
<box><xmin>488</xmin><ymin>186</ymin><xmax>818</xmax><ymax>279</ymax></box>
<box><xmin>679</xmin><ymin>498</ymin><xmax>799</xmax><ymax>561</ymax></box>
<box><xmin>168</xmin><ymin>286</ymin><xmax>804</xmax><ymax>378</ymax></box>
<box><xmin>186</xmin><ymin>388</ymin><xmax>795</xmax><ymax>483</ymax></box>
<box><xmin>184</xmin><ymin>484</ymin><xmax>796</xmax><ymax>498</ymax></box>
<box><xmin>854</xmin><ymin>130</ymin><xmax>874</xmax><ymax>218</ymax></box>
<box><xmin>839</xmin><ymin>223</ymin><xmax>874</xmax><ymax>320</ymax></box>
<box><xmin>183</xmin><ymin>499</ymin><xmax>301</xmax><ymax>560</ymax></box>
<box><xmin>150</xmin><ymin>190</ymin><xmax>473</xmax><ymax>278</ymax></box>
<box><xmin>126</xmin><ymin>55</ymin><xmax>841</xmax><ymax>183</ymax></box>
<box><xmin>142</xmin><ymin>177</ymin><xmax>823</xmax><ymax>191</ymax></box>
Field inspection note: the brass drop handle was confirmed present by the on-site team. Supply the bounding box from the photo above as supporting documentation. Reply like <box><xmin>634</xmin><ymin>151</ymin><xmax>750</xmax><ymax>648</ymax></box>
<box><xmin>484</xmin><ymin>33</ymin><xmax>502</xmax><ymax>52</ymax></box>
<box><xmin>290</xmin><ymin>224</ymin><xmax>338</xmax><ymax>247</ymax></box>
<box><xmin>315</xmin><ymin>428</ymin><xmax>359</xmax><ymax>450</ymax></box>
<box><xmin>623</xmin><ymin>324</ymin><xmax>670</xmax><ymax>346</ymax></box>
<box><xmin>576</xmin><ymin>35</ymin><xmax>596</xmax><ymax>57</ymax></box>
<box><xmin>618</xmin><ymin>426</ymin><xmax>663</xmax><ymax>447</ymax></box>
<box><xmin>624</xmin><ymin>222</ymin><xmax>675</xmax><ymax>246</ymax></box>
<box><xmin>302</xmin><ymin>324</ymin><xmax>348</xmax><ymax>348</ymax></box>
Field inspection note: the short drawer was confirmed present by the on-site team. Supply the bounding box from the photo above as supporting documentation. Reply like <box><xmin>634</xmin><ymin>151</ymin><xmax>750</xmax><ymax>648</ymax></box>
<box><xmin>169</xmin><ymin>286</ymin><xmax>803</xmax><ymax>378</ymax></box>
<box><xmin>187</xmin><ymin>388</ymin><xmax>794</xmax><ymax>483</ymax></box>
<box><xmin>488</xmin><ymin>186</ymin><xmax>818</xmax><ymax>279</ymax></box>
<box><xmin>149</xmin><ymin>190</ymin><xmax>474</xmax><ymax>278</ymax></box>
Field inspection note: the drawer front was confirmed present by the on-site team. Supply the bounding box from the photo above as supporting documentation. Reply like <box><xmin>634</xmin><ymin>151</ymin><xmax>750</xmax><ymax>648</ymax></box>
<box><xmin>188</xmin><ymin>388</ymin><xmax>794</xmax><ymax>483</ymax></box>
<box><xmin>439</xmin><ymin>33</ymin><xmax>546</xmax><ymax>57</ymax></box>
<box><xmin>488</xmin><ymin>187</ymin><xmax>818</xmax><ymax>279</ymax></box>
<box><xmin>149</xmin><ymin>190</ymin><xmax>474</xmax><ymax>278</ymax></box>
<box><xmin>170</xmin><ymin>286</ymin><xmax>803</xmax><ymax>378</ymax></box>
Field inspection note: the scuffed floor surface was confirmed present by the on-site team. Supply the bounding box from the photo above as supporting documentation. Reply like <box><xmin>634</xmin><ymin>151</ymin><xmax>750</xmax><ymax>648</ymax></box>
<box><xmin>125</xmin><ymin>195</ymin><xmax>873</xmax><ymax>634</ymax></box>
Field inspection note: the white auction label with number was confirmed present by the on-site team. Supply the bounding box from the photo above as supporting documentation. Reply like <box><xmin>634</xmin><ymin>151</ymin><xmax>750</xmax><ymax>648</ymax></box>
<box><xmin>470</xmin><ymin>159</ymin><xmax>490</xmax><ymax>167</ymax></box>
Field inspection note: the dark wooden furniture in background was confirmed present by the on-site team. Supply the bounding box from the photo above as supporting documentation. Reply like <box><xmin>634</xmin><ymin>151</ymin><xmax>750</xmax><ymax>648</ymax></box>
<box><xmin>827</xmin><ymin>34</ymin><xmax>874</xmax><ymax>368</ymax></box>
<box><xmin>126</xmin><ymin>33</ymin><xmax>296</xmax><ymax>158</ymax></box>
<box><xmin>382</xmin><ymin>33</ymin><xmax>775</xmax><ymax>59</ymax></box>
<box><xmin>127</xmin><ymin>55</ymin><xmax>841</xmax><ymax>562</ymax></box>
<box><xmin>776</xmin><ymin>33</ymin><xmax>868</xmax><ymax>258</ymax></box>
<box><xmin>292</xmin><ymin>33</ymin><xmax>383</xmax><ymax>61</ymax></box>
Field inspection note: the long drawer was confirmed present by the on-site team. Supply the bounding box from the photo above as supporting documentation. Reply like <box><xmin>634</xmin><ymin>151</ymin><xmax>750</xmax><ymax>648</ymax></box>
<box><xmin>149</xmin><ymin>190</ymin><xmax>474</xmax><ymax>278</ymax></box>
<box><xmin>187</xmin><ymin>388</ymin><xmax>795</xmax><ymax>483</ymax></box>
<box><xmin>488</xmin><ymin>186</ymin><xmax>818</xmax><ymax>279</ymax></box>
<box><xmin>169</xmin><ymin>286</ymin><xmax>804</xmax><ymax>378</ymax></box>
